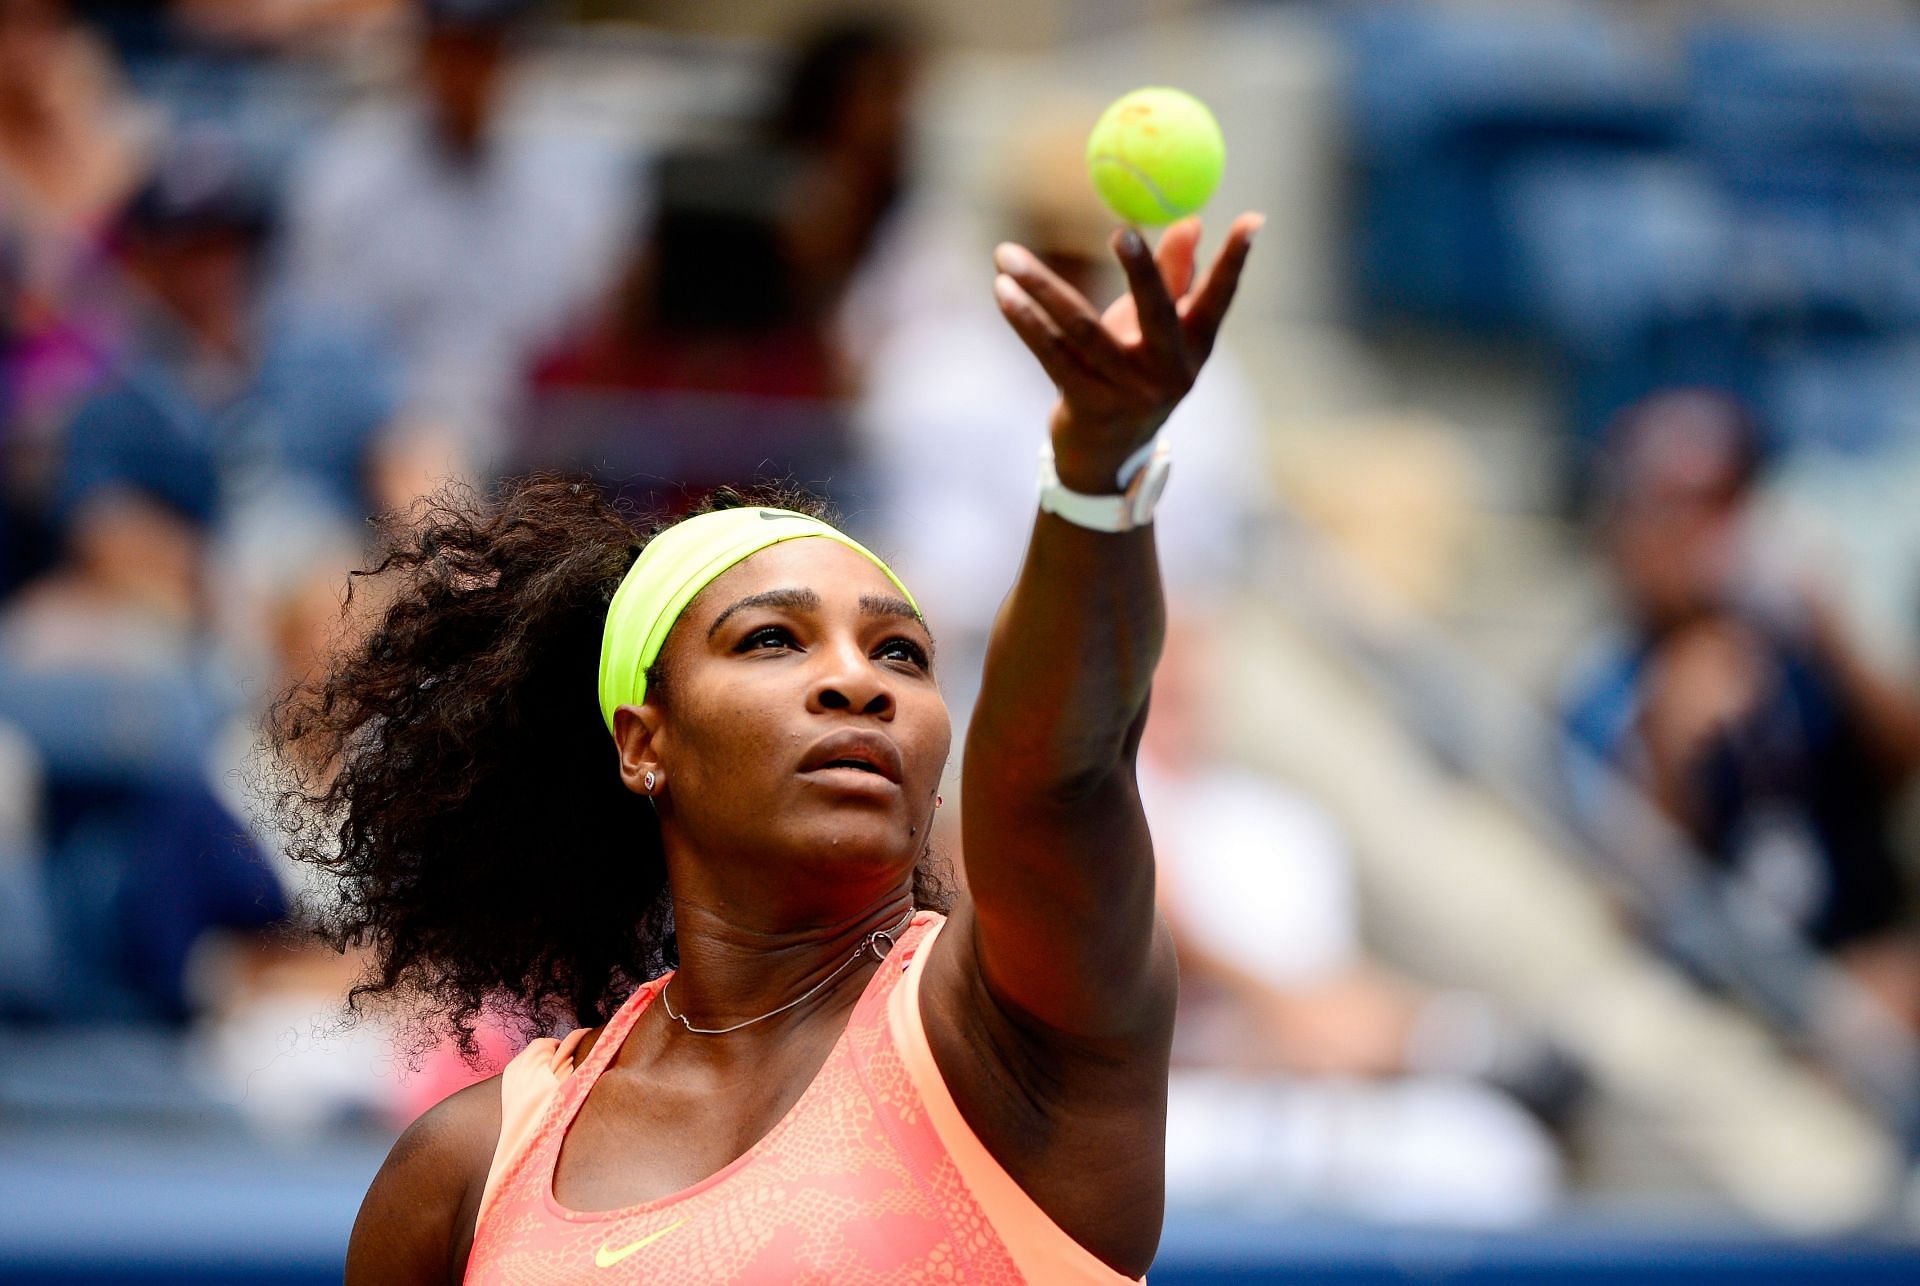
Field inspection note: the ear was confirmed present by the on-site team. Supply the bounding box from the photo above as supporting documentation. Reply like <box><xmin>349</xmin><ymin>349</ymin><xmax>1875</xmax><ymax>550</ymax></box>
<box><xmin>612</xmin><ymin>702</ymin><xmax>667</xmax><ymax>797</ymax></box>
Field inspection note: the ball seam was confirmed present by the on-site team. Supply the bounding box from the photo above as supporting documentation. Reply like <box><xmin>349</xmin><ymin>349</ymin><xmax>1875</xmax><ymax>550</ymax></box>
<box><xmin>1089</xmin><ymin>153</ymin><xmax>1183</xmax><ymax>222</ymax></box>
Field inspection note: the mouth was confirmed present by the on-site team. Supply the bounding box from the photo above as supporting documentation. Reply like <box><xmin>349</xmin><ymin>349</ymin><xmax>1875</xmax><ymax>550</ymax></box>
<box><xmin>820</xmin><ymin>758</ymin><xmax>888</xmax><ymax>776</ymax></box>
<box><xmin>800</xmin><ymin>731</ymin><xmax>904</xmax><ymax>786</ymax></box>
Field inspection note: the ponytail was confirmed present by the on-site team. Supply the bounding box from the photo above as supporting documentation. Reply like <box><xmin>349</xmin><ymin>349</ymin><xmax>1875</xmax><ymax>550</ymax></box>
<box><xmin>267</xmin><ymin>475</ymin><xmax>662</xmax><ymax>1051</ymax></box>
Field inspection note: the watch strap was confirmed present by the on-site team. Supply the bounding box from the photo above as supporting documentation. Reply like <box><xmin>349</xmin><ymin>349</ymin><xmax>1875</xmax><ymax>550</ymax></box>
<box><xmin>1036</xmin><ymin>433</ymin><xmax>1172</xmax><ymax>532</ymax></box>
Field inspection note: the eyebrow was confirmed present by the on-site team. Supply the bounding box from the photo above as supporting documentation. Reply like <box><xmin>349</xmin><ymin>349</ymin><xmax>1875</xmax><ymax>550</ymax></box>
<box><xmin>708</xmin><ymin>588</ymin><xmax>820</xmax><ymax>638</ymax></box>
<box><xmin>859</xmin><ymin>593</ymin><xmax>923</xmax><ymax>627</ymax></box>
<box><xmin>862</xmin><ymin>594</ymin><xmax>937</xmax><ymax>659</ymax></box>
<box><xmin>705</xmin><ymin>588</ymin><xmax>934</xmax><ymax>651</ymax></box>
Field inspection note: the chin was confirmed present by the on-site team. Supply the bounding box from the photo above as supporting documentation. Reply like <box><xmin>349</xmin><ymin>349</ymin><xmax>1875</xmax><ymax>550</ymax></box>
<box><xmin>780</xmin><ymin>811</ymin><xmax>918</xmax><ymax>878</ymax></box>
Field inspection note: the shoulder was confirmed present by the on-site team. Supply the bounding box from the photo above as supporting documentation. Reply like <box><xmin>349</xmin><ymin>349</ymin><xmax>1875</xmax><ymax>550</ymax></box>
<box><xmin>347</xmin><ymin>1074</ymin><xmax>503</xmax><ymax>1286</ymax></box>
<box><xmin>402</xmin><ymin>1070</ymin><xmax>507</xmax><ymax>1169</ymax></box>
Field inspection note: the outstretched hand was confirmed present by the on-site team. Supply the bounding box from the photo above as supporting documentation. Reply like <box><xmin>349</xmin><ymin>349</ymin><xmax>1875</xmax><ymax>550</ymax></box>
<box><xmin>992</xmin><ymin>212</ymin><xmax>1261</xmax><ymax>494</ymax></box>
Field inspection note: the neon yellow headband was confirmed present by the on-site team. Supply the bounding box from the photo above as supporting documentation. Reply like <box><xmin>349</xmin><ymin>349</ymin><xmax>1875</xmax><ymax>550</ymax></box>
<box><xmin>598</xmin><ymin>507</ymin><xmax>920</xmax><ymax>733</ymax></box>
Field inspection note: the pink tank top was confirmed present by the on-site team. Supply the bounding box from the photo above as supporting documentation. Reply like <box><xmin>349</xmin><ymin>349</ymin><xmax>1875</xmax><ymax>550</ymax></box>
<box><xmin>463</xmin><ymin>911</ymin><xmax>1144</xmax><ymax>1284</ymax></box>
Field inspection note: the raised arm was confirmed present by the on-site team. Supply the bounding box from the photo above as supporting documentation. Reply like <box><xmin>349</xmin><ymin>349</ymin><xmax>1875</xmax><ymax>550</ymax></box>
<box><xmin>951</xmin><ymin>214</ymin><xmax>1259</xmax><ymax>1040</ymax></box>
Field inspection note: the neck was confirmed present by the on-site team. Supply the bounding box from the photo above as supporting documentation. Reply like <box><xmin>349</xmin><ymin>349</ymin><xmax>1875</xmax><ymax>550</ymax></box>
<box><xmin>661</xmin><ymin>886</ymin><xmax>916</xmax><ymax>1037</ymax></box>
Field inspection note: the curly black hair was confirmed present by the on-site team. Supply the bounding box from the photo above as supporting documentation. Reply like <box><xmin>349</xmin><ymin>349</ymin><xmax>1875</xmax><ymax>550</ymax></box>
<box><xmin>262</xmin><ymin>474</ymin><xmax>953</xmax><ymax>1055</ymax></box>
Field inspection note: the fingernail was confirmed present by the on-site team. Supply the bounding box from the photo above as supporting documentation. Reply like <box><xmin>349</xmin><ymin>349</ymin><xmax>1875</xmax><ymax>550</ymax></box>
<box><xmin>1121</xmin><ymin>228</ymin><xmax>1145</xmax><ymax>256</ymax></box>
<box><xmin>994</xmin><ymin>243</ymin><xmax>1032</xmax><ymax>275</ymax></box>
<box><xmin>1245</xmin><ymin>214</ymin><xmax>1267</xmax><ymax>240</ymax></box>
<box><xmin>992</xmin><ymin>274</ymin><xmax>1019</xmax><ymax>304</ymax></box>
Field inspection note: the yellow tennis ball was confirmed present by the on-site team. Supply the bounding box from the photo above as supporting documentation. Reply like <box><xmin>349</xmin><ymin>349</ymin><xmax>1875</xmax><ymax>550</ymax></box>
<box><xmin>1086</xmin><ymin>87</ymin><xmax>1225</xmax><ymax>226</ymax></box>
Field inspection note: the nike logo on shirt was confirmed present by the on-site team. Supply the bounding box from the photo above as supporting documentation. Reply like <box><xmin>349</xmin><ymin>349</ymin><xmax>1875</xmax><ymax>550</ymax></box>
<box><xmin>594</xmin><ymin>1219</ymin><xmax>688</xmax><ymax>1268</ymax></box>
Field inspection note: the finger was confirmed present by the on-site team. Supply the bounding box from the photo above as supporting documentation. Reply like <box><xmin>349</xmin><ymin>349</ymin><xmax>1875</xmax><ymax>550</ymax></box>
<box><xmin>993</xmin><ymin>273</ymin><xmax>1102</xmax><ymax>389</ymax></box>
<box><xmin>1181</xmin><ymin>212</ymin><xmax>1262</xmax><ymax>355</ymax></box>
<box><xmin>1156</xmin><ymin>217</ymin><xmax>1201</xmax><ymax>301</ymax></box>
<box><xmin>1111</xmin><ymin>226</ymin><xmax>1183</xmax><ymax>357</ymax></box>
<box><xmin>993</xmin><ymin>242</ymin><xmax>1124</xmax><ymax>368</ymax></box>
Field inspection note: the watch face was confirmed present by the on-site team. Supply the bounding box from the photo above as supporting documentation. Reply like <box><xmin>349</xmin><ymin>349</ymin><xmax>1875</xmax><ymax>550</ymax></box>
<box><xmin>1129</xmin><ymin>457</ymin><xmax>1172</xmax><ymax>525</ymax></box>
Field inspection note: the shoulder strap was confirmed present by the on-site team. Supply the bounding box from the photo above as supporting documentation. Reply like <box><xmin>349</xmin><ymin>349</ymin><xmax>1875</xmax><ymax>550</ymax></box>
<box><xmin>473</xmin><ymin>1026</ymin><xmax>589</xmax><ymax>1228</ymax></box>
<box><xmin>473</xmin><ymin>975</ymin><xmax>669</xmax><ymax>1227</ymax></box>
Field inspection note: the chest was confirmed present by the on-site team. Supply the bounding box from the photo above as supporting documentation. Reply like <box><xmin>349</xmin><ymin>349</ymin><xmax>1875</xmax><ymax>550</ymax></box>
<box><xmin>463</xmin><ymin>920</ymin><xmax>1137</xmax><ymax>1285</ymax></box>
<box><xmin>550</xmin><ymin>1017</ymin><xmax>848</xmax><ymax>1211</ymax></box>
<box><xmin>468</xmin><ymin>981</ymin><xmax>1027</xmax><ymax>1285</ymax></box>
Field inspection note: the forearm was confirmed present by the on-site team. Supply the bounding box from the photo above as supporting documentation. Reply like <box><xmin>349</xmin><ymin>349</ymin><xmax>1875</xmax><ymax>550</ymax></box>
<box><xmin>945</xmin><ymin>213</ymin><xmax>1254</xmax><ymax>1035</ymax></box>
<box><xmin>960</xmin><ymin>215</ymin><xmax>1253</xmax><ymax>794</ymax></box>
<box><xmin>953</xmin><ymin>507</ymin><xmax>1168</xmax><ymax>1032</ymax></box>
<box><xmin>967</xmin><ymin>512</ymin><xmax>1163</xmax><ymax>797</ymax></box>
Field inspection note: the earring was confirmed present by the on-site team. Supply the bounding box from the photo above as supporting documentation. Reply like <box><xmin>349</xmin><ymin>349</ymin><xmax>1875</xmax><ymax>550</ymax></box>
<box><xmin>935</xmin><ymin>794</ymin><xmax>943</xmax><ymax>808</ymax></box>
<box><xmin>643</xmin><ymin>770</ymin><xmax>657</xmax><ymax>792</ymax></box>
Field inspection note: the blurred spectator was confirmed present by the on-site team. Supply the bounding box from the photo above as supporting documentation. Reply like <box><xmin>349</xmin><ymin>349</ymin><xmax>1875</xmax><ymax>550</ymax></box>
<box><xmin>1561</xmin><ymin>389</ymin><xmax>1920</xmax><ymax>1025</ymax></box>
<box><xmin>47</xmin><ymin>130</ymin><xmax>397</xmax><ymax>538</ymax></box>
<box><xmin>1146</xmin><ymin>615</ymin><xmax>1567</xmax><ymax>1226</ymax></box>
<box><xmin>191</xmin><ymin>525</ymin><xmax>415</xmax><ymax>1138</ymax></box>
<box><xmin>768</xmin><ymin>15</ymin><xmax>920</xmax><ymax>323</ymax></box>
<box><xmin>524</xmin><ymin>15</ymin><xmax>921</xmax><ymax>510</ymax></box>
<box><xmin>199</xmin><ymin>519</ymin><xmax>519</xmax><ymax>1137</ymax></box>
<box><xmin>0</xmin><ymin>125</ymin><xmax>407</xmax><ymax>1025</ymax></box>
<box><xmin>275</xmin><ymin>0</ymin><xmax>632</xmax><ymax>491</ymax></box>
<box><xmin>0</xmin><ymin>365</ymin><xmax>284</xmax><ymax>1025</ymax></box>
<box><xmin>212</xmin><ymin>508</ymin><xmax>371</xmax><ymax>887</ymax></box>
<box><xmin>3</xmin><ymin>133</ymin><xmax>240</xmax><ymax>667</ymax></box>
<box><xmin>0</xmin><ymin>0</ymin><xmax>147</xmax><ymax>377</ymax></box>
<box><xmin>170</xmin><ymin>0</ymin><xmax>408</xmax><ymax>56</ymax></box>
<box><xmin>70</xmin><ymin>0</ymin><xmax>407</xmax><ymax>60</ymax></box>
<box><xmin>0</xmin><ymin>0</ymin><xmax>151</xmax><ymax>587</ymax></box>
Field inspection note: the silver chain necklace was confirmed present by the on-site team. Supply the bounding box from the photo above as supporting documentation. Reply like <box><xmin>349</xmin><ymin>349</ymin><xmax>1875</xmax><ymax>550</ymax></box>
<box><xmin>658</xmin><ymin>907</ymin><xmax>916</xmax><ymax>1036</ymax></box>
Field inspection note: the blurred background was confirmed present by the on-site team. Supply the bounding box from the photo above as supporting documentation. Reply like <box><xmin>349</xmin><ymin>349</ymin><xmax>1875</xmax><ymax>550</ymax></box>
<box><xmin>6</xmin><ymin>0</ymin><xmax>1920</xmax><ymax>1281</ymax></box>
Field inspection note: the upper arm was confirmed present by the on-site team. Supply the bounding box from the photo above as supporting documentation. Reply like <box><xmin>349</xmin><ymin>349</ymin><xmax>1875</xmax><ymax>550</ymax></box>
<box><xmin>346</xmin><ymin>1075</ymin><xmax>502</xmax><ymax>1286</ymax></box>
<box><xmin>915</xmin><ymin>894</ymin><xmax>1179</xmax><ymax>1276</ymax></box>
<box><xmin>959</xmin><ymin>694</ymin><xmax>1175</xmax><ymax>1042</ymax></box>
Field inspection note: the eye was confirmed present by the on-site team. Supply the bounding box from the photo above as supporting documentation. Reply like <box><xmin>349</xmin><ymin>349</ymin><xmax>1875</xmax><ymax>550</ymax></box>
<box><xmin>737</xmin><ymin>625</ymin><xmax>796</xmax><ymax>652</ymax></box>
<box><xmin>875</xmin><ymin>636</ymin><xmax>931</xmax><ymax>670</ymax></box>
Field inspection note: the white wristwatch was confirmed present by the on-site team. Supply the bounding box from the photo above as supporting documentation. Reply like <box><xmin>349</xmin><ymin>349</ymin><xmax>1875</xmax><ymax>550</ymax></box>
<box><xmin>1036</xmin><ymin>433</ymin><xmax>1173</xmax><ymax>532</ymax></box>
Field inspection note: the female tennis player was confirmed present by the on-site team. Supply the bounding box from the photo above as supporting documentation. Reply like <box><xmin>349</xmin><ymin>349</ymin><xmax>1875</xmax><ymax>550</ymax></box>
<box><xmin>278</xmin><ymin>210</ymin><xmax>1258</xmax><ymax>1283</ymax></box>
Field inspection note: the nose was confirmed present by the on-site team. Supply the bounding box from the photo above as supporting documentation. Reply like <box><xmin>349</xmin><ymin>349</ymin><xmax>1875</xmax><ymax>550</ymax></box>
<box><xmin>807</xmin><ymin>635</ymin><xmax>895</xmax><ymax>719</ymax></box>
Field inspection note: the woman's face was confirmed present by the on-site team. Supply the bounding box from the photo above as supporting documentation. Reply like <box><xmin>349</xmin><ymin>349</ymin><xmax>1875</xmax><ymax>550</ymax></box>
<box><xmin>623</xmin><ymin>537</ymin><xmax>949</xmax><ymax>889</ymax></box>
